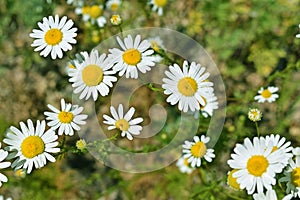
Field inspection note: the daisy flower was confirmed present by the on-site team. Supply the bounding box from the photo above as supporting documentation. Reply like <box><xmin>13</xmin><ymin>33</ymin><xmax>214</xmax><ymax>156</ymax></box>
<box><xmin>110</xmin><ymin>14</ymin><xmax>122</xmax><ymax>26</ymax></box>
<box><xmin>296</xmin><ymin>24</ymin><xmax>300</xmax><ymax>38</ymax></box>
<box><xmin>280</xmin><ymin>148</ymin><xmax>300</xmax><ymax>200</ymax></box>
<box><xmin>227</xmin><ymin>137</ymin><xmax>286</xmax><ymax>194</ymax></box>
<box><xmin>248</xmin><ymin>108</ymin><xmax>262</xmax><ymax>122</ymax></box>
<box><xmin>29</xmin><ymin>15</ymin><xmax>77</xmax><ymax>59</ymax></box>
<box><xmin>68</xmin><ymin>50</ymin><xmax>117</xmax><ymax>101</ymax></box>
<box><xmin>108</xmin><ymin>34</ymin><xmax>156</xmax><ymax>79</ymax></box>
<box><xmin>106</xmin><ymin>0</ymin><xmax>122</xmax><ymax>12</ymax></box>
<box><xmin>176</xmin><ymin>156</ymin><xmax>195</xmax><ymax>174</ymax></box>
<box><xmin>262</xmin><ymin>134</ymin><xmax>293</xmax><ymax>167</ymax></box>
<box><xmin>75</xmin><ymin>5</ymin><xmax>106</xmax><ymax>27</ymax></box>
<box><xmin>227</xmin><ymin>169</ymin><xmax>241</xmax><ymax>191</ymax></box>
<box><xmin>162</xmin><ymin>60</ymin><xmax>214</xmax><ymax>112</ymax></box>
<box><xmin>0</xmin><ymin>143</ymin><xmax>11</xmax><ymax>187</ymax></box>
<box><xmin>253</xmin><ymin>189</ymin><xmax>278</xmax><ymax>200</ymax></box>
<box><xmin>254</xmin><ymin>86</ymin><xmax>279</xmax><ymax>103</ymax></box>
<box><xmin>182</xmin><ymin>135</ymin><xmax>215</xmax><ymax>168</ymax></box>
<box><xmin>148</xmin><ymin>36</ymin><xmax>165</xmax><ymax>52</ymax></box>
<box><xmin>103</xmin><ymin>104</ymin><xmax>143</xmax><ymax>140</ymax></box>
<box><xmin>200</xmin><ymin>93</ymin><xmax>219</xmax><ymax>117</ymax></box>
<box><xmin>148</xmin><ymin>0</ymin><xmax>168</xmax><ymax>16</ymax></box>
<box><xmin>44</xmin><ymin>98</ymin><xmax>88</xmax><ymax>136</ymax></box>
<box><xmin>3</xmin><ymin>119</ymin><xmax>60</xmax><ymax>174</ymax></box>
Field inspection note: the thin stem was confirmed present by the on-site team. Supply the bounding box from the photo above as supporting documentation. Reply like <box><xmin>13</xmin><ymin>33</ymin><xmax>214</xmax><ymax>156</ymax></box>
<box><xmin>255</xmin><ymin>121</ymin><xmax>260</xmax><ymax>137</ymax></box>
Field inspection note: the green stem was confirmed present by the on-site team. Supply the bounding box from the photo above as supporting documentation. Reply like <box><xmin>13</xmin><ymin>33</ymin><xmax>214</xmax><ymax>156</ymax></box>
<box><xmin>255</xmin><ymin>121</ymin><xmax>260</xmax><ymax>137</ymax></box>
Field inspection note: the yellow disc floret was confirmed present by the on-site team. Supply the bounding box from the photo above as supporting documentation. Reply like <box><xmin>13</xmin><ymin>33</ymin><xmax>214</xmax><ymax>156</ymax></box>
<box><xmin>82</xmin><ymin>65</ymin><xmax>103</xmax><ymax>86</ymax></box>
<box><xmin>115</xmin><ymin>119</ymin><xmax>129</xmax><ymax>131</ymax></box>
<box><xmin>44</xmin><ymin>28</ymin><xmax>63</xmax><ymax>46</ymax></box>
<box><xmin>261</xmin><ymin>89</ymin><xmax>272</xmax><ymax>98</ymax></box>
<box><xmin>190</xmin><ymin>142</ymin><xmax>207</xmax><ymax>158</ymax></box>
<box><xmin>247</xmin><ymin>155</ymin><xmax>269</xmax><ymax>176</ymax></box>
<box><xmin>154</xmin><ymin>0</ymin><xmax>168</xmax><ymax>7</ymax></box>
<box><xmin>21</xmin><ymin>136</ymin><xmax>45</xmax><ymax>158</ymax></box>
<box><xmin>177</xmin><ymin>77</ymin><xmax>198</xmax><ymax>96</ymax></box>
<box><xmin>58</xmin><ymin>111</ymin><xmax>74</xmax><ymax>123</ymax></box>
<box><xmin>122</xmin><ymin>48</ymin><xmax>141</xmax><ymax>66</ymax></box>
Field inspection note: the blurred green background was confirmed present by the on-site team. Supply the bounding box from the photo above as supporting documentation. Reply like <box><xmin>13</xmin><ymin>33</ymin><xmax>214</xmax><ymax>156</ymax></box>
<box><xmin>0</xmin><ymin>0</ymin><xmax>300</xmax><ymax>199</ymax></box>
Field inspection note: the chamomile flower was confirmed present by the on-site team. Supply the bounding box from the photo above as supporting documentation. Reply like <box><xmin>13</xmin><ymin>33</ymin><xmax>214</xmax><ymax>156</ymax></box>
<box><xmin>106</xmin><ymin>0</ymin><xmax>122</xmax><ymax>12</ymax></box>
<box><xmin>68</xmin><ymin>50</ymin><xmax>117</xmax><ymax>101</ymax></box>
<box><xmin>29</xmin><ymin>15</ymin><xmax>77</xmax><ymax>59</ymax></box>
<box><xmin>162</xmin><ymin>60</ymin><xmax>214</xmax><ymax>112</ymax></box>
<box><xmin>103</xmin><ymin>104</ymin><xmax>143</xmax><ymax>140</ymax></box>
<box><xmin>75</xmin><ymin>5</ymin><xmax>106</xmax><ymax>27</ymax></box>
<box><xmin>254</xmin><ymin>86</ymin><xmax>279</xmax><ymax>103</ymax></box>
<box><xmin>262</xmin><ymin>134</ymin><xmax>293</xmax><ymax>167</ymax></box>
<box><xmin>148</xmin><ymin>0</ymin><xmax>168</xmax><ymax>16</ymax></box>
<box><xmin>110</xmin><ymin>15</ymin><xmax>122</xmax><ymax>25</ymax></box>
<box><xmin>76</xmin><ymin>139</ymin><xmax>87</xmax><ymax>151</ymax></box>
<box><xmin>108</xmin><ymin>34</ymin><xmax>156</xmax><ymax>79</ymax></box>
<box><xmin>176</xmin><ymin>156</ymin><xmax>195</xmax><ymax>174</ymax></box>
<box><xmin>227</xmin><ymin>169</ymin><xmax>241</xmax><ymax>191</ymax></box>
<box><xmin>3</xmin><ymin>119</ymin><xmax>60</xmax><ymax>174</ymax></box>
<box><xmin>227</xmin><ymin>137</ymin><xmax>286</xmax><ymax>194</ymax></box>
<box><xmin>182</xmin><ymin>135</ymin><xmax>215</xmax><ymax>168</ymax></box>
<box><xmin>296</xmin><ymin>24</ymin><xmax>300</xmax><ymax>38</ymax></box>
<box><xmin>44</xmin><ymin>98</ymin><xmax>88</xmax><ymax>136</ymax></box>
<box><xmin>200</xmin><ymin>94</ymin><xmax>219</xmax><ymax>118</ymax></box>
<box><xmin>0</xmin><ymin>143</ymin><xmax>11</xmax><ymax>187</ymax></box>
<box><xmin>248</xmin><ymin>108</ymin><xmax>262</xmax><ymax>122</ymax></box>
<box><xmin>280</xmin><ymin>148</ymin><xmax>300</xmax><ymax>200</ymax></box>
<box><xmin>148</xmin><ymin>36</ymin><xmax>165</xmax><ymax>52</ymax></box>
<box><xmin>253</xmin><ymin>189</ymin><xmax>278</xmax><ymax>200</ymax></box>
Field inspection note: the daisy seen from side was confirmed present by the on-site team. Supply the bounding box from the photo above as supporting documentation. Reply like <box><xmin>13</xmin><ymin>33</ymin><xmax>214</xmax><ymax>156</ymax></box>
<box><xmin>108</xmin><ymin>34</ymin><xmax>156</xmax><ymax>79</ymax></box>
<box><xmin>148</xmin><ymin>0</ymin><xmax>168</xmax><ymax>16</ymax></box>
<box><xmin>227</xmin><ymin>169</ymin><xmax>242</xmax><ymax>191</ymax></box>
<box><xmin>103</xmin><ymin>104</ymin><xmax>143</xmax><ymax>140</ymax></box>
<box><xmin>227</xmin><ymin>137</ymin><xmax>286</xmax><ymax>194</ymax></box>
<box><xmin>176</xmin><ymin>156</ymin><xmax>195</xmax><ymax>174</ymax></box>
<box><xmin>254</xmin><ymin>86</ymin><xmax>279</xmax><ymax>103</ymax></box>
<box><xmin>0</xmin><ymin>143</ymin><xmax>11</xmax><ymax>187</ymax></box>
<box><xmin>29</xmin><ymin>15</ymin><xmax>77</xmax><ymax>59</ymax></box>
<box><xmin>44</xmin><ymin>98</ymin><xmax>88</xmax><ymax>136</ymax></box>
<box><xmin>182</xmin><ymin>135</ymin><xmax>215</xmax><ymax>168</ymax></box>
<box><xmin>75</xmin><ymin>5</ymin><xmax>106</xmax><ymax>27</ymax></box>
<box><xmin>106</xmin><ymin>0</ymin><xmax>122</xmax><ymax>12</ymax></box>
<box><xmin>3</xmin><ymin>119</ymin><xmax>60</xmax><ymax>174</ymax></box>
<box><xmin>162</xmin><ymin>60</ymin><xmax>214</xmax><ymax>112</ymax></box>
<box><xmin>68</xmin><ymin>50</ymin><xmax>117</xmax><ymax>101</ymax></box>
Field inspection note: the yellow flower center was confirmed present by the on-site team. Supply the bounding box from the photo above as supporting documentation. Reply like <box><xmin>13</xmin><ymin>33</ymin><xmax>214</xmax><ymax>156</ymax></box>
<box><xmin>110</xmin><ymin>3</ymin><xmax>119</xmax><ymax>11</ymax></box>
<box><xmin>247</xmin><ymin>155</ymin><xmax>269</xmax><ymax>176</ymax></box>
<box><xmin>82</xmin><ymin>65</ymin><xmax>103</xmax><ymax>86</ymax></box>
<box><xmin>58</xmin><ymin>111</ymin><xmax>74</xmax><ymax>123</ymax></box>
<box><xmin>154</xmin><ymin>0</ymin><xmax>168</xmax><ymax>7</ymax></box>
<box><xmin>21</xmin><ymin>136</ymin><xmax>45</xmax><ymax>159</ymax></box>
<box><xmin>292</xmin><ymin>167</ymin><xmax>300</xmax><ymax>187</ymax></box>
<box><xmin>68</xmin><ymin>63</ymin><xmax>76</xmax><ymax>69</ymax></box>
<box><xmin>115</xmin><ymin>119</ymin><xmax>129</xmax><ymax>131</ymax></box>
<box><xmin>44</xmin><ymin>28</ymin><xmax>63</xmax><ymax>46</ymax></box>
<box><xmin>122</xmin><ymin>48</ymin><xmax>141</xmax><ymax>66</ymax></box>
<box><xmin>89</xmin><ymin>5</ymin><xmax>102</xmax><ymax>19</ymax></box>
<box><xmin>177</xmin><ymin>77</ymin><xmax>198</xmax><ymax>96</ymax></box>
<box><xmin>82</xmin><ymin>6</ymin><xmax>90</xmax><ymax>15</ymax></box>
<box><xmin>261</xmin><ymin>89</ymin><xmax>272</xmax><ymax>98</ymax></box>
<box><xmin>190</xmin><ymin>142</ymin><xmax>207</xmax><ymax>158</ymax></box>
<box><xmin>227</xmin><ymin>169</ymin><xmax>241</xmax><ymax>190</ymax></box>
<box><xmin>151</xmin><ymin>41</ymin><xmax>159</xmax><ymax>52</ymax></box>
<box><xmin>76</xmin><ymin>139</ymin><xmax>87</xmax><ymax>150</ymax></box>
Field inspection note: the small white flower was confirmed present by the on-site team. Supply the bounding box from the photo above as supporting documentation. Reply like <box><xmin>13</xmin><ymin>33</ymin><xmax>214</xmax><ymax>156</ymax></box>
<box><xmin>3</xmin><ymin>119</ymin><xmax>60</xmax><ymax>174</ymax></box>
<box><xmin>148</xmin><ymin>36</ymin><xmax>165</xmax><ymax>52</ymax></box>
<box><xmin>29</xmin><ymin>15</ymin><xmax>77</xmax><ymax>59</ymax></box>
<box><xmin>106</xmin><ymin>0</ymin><xmax>122</xmax><ymax>12</ymax></box>
<box><xmin>0</xmin><ymin>143</ymin><xmax>11</xmax><ymax>187</ymax></box>
<box><xmin>228</xmin><ymin>137</ymin><xmax>286</xmax><ymax>194</ymax></box>
<box><xmin>148</xmin><ymin>0</ymin><xmax>168</xmax><ymax>16</ymax></box>
<box><xmin>110</xmin><ymin>15</ymin><xmax>122</xmax><ymax>25</ymax></box>
<box><xmin>68</xmin><ymin>50</ymin><xmax>117</xmax><ymax>101</ymax></box>
<box><xmin>200</xmin><ymin>94</ymin><xmax>219</xmax><ymax>117</ymax></box>
<box><xmin>44</xmin><ymin>98</ymin><xmax>88</xmax><ymax>136</ymax></box>
<box><xmin>176</xmin><ymin>156</ymin><xmax>195</xmax><ymax>174</ymax></box>
<box><xmin>108</xmin><ymin>34</ymin><xmax>156</xmax><ymax>79</ymax></box>
<box><xmin>254</xmin><ymin>86</ymin><xmax>279</xmax><ymax>103</ymax></box>
<box><xmin>75</xmin><ymin>5</ymin><xmax>107</xmax><ymax>27</ymax></box>
<box><xmin>253</xmin><ymin>189</ymin><xmax>278</xmax><ymax>200</ymax></box>
<box><xmin>76</xmin><ymin>139</ymin><xmax>87</xmax><ymax>151</ymax></box>
<box><xmin>162</xmin><ymin>60</ymin><xmax>215</xmax><ymax>112</ymax></box>
<box><xmin>248</xmin><ymin>108</ymin><xmax>262</xmax><ymax>122</ymax></box>
<box><xmin>103</xmin><ymin>104</ymin><xmax>143</xmax><ymax>140</ymax></box>
<box><xmin>182</xmin><ymin>135</ymin><xmax>215</xmax><ymax>168</ymax></box>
